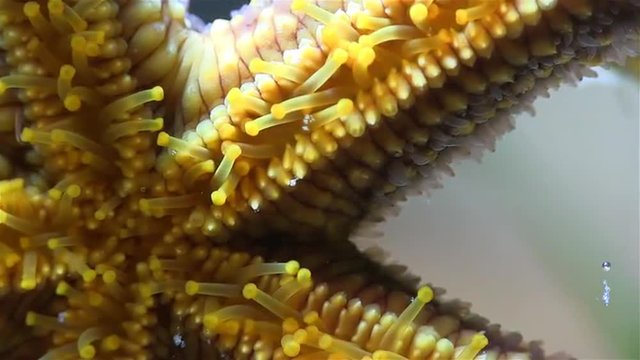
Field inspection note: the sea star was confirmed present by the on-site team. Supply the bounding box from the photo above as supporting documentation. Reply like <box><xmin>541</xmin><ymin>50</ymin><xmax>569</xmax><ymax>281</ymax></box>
<box><xmin>0</xmin><ymin>0</ymin><xmax>638</xmax><ymax>359</ymax></box>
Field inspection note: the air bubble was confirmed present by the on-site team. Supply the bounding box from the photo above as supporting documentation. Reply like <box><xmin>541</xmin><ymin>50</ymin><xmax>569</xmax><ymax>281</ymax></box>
<box><xmin>601</xmin><ymin>280</ymin><xmax>611</xmax><ymax>307</ymax></box>
<box><xmin>173</xmin><ymin>334</ymin><xmax>186</xmax><ymax>348</ymax></box>
<box><xmin>601</xmin><ymin>261</ymin><xmax>611</xmax><ymax>271</ymax></box>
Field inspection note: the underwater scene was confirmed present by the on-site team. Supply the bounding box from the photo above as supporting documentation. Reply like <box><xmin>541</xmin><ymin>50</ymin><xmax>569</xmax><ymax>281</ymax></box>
<box><xmin>1</xmin><ymin>0</ymin><xmax>639</xmax><ymax>359</ymax></box>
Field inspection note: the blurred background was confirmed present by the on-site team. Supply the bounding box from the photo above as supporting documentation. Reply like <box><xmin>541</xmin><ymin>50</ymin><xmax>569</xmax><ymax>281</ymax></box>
<box><xmin>194</xmin><ymin>2</ymin><xmax>639</xmax><ymax>359</ymax></box>
<box><xmin>375</xmin><ymin>66</ymin><xmax>639</xmax><ymax>359</ymax></box>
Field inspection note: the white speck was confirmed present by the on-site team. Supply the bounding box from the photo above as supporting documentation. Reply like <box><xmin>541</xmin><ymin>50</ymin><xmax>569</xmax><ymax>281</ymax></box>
<box><xmin>601</xmin><ymin>280</ymin><xmax>611</xmax><ymax>307</ymax></box>
<box><xmin>601</xmin><ymin>261</ymin><xmax>611</xmax><ymax>271</ymax></box>
<box><xmin>173</xmin><ymin>334</ymin><xmax>186</xmax><ymax>348</ymax></box>
<box><xmin>288</xmin><ymin>177</ymin><xmax>299</xmax><ymax>187</ymax></box>
<box><xmin>249</xmin><ymin>199</ymin><xmax>261</xmax><ymax>213</ymax></box>
<box><xmin>301</xmin><ymin>114</ymin><xmax>312</xmax><ymax>131</ymax></box>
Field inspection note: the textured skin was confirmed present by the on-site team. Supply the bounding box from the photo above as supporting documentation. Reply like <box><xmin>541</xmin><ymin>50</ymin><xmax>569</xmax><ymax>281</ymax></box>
<box><xmin>0</xmin><ymin>0</ymin><xmax>638</xmax><ymax>359</ymax></box>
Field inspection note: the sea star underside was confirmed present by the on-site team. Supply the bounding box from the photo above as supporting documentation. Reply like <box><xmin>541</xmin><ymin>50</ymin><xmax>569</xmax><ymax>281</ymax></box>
<box><xmin>0</xmin><ymin>0</ymin><xmax>638</xmax><ymax>359</ymax></box>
